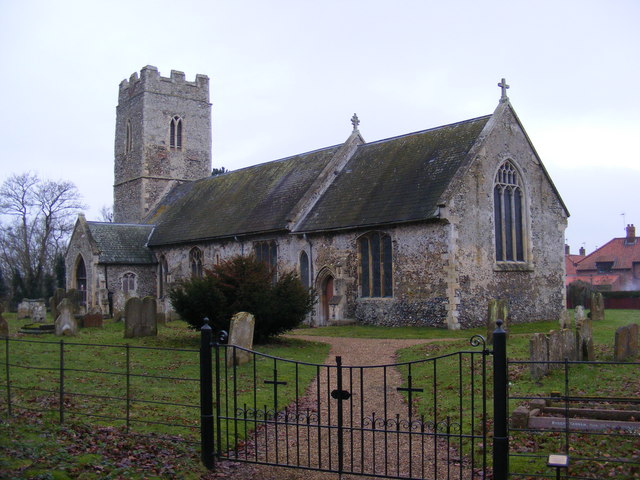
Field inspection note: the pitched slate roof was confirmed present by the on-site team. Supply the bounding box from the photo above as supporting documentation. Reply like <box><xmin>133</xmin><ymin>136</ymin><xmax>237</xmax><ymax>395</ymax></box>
<box><xmin>297</xmin><ymin>116</ymin><xmax>491</xmax><ymax>232</ymax></box>
<box><xmin>87</xmin><ymin>222</ymin><xmax>156</xmax><ymax>264</ymax></box>
<box><xmin>145</xmin><ymin>115</ymin><xmax>491</xmax><ymax>246</ymax></box>
<box><xmin>147</xmin><ymin>146</ymin><xmax>342</xmax><ymax>245</ymax></box>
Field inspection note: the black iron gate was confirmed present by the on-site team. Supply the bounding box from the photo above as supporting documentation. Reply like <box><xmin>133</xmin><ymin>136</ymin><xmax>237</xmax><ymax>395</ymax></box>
<box><xmin>200</xmin><ymin>320</ymin><xmax>509</xmax><ymax>480</ymax></box>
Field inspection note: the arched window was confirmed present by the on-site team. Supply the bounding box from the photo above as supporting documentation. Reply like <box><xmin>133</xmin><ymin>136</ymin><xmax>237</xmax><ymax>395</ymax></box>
<box><xmin>170</xmin><ymin>116</ymin><xmax>183</xmax><ymax>149</ymax></box>
<box><xmin>299</xmin><ymin>251</ymin><xmax>310</xmax><ymax>289</ymax></box>
<box><xmin>158</xmin><ymin>256</ymin><xmax>168</xmax><ymax>298</ymax></box>
<box><xmin>76</xmin><ymin>256</ymin><xmax>87</xmax><ymax>306</ymax></box>
<box><xmin>125</xmin><ymin>120</ymin><xmax>133</xmax><ymax>154</ymax></box>
<box><xmin>122</xmin><ymin>272</ymin><xmax>136</xmax><ymax>295</ymax></box>
<box><xmin>254</xmin><ymin>241</ymin><xmax>277</xmax><ymax>270</ymax></box>
<box><xmin>190</xmin><ymin>247</ymin><xmax>203</xmax><ymax>277</ymax></box>
<box><xmin>494</xmin><ymin>161</ymin><xmax>526</xmax><ymax>262</ymax></box>
<box><xmin>358</xmin><ymin>232</ymin><xmax>393</xmax><ymax>298</ymax></box>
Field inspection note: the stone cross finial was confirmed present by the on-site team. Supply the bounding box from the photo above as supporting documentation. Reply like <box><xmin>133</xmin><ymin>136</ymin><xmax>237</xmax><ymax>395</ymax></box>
<box><xmin>498</xmin><ymin>78</ymin><xmax>510</xmax><ymax>101</ymax></box>
<box><xmin>351</xmin><ymin>113</ymin><xmax>360</xmax><ymax>131</ymax></box>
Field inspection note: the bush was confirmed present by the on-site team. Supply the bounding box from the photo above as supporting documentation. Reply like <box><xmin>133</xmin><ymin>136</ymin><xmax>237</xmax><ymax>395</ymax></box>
<box><xmin>168</xmin><ymin>255</ymin><xmax>315</xmax><ymax>342</ymax></box>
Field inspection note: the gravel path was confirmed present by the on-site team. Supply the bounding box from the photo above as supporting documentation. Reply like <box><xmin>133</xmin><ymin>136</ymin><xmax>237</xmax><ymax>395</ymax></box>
<box><xmin>208</xmin><ymin>335</ymin><xmax>473</xmax><ymax>480</ymax></box>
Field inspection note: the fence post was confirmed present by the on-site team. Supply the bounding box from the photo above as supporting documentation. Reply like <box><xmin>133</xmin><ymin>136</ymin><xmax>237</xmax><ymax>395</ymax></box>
<box><xmin>200</xmin><ymin>318</ymin><xmax>215</xmax><ymax>470</ymax></box>
<box><xmin>59</xmin><ymin>340</ymin><xmax>65</xmax><ymax>424</ymax></box>
<box><xmin>5</xmin><ymin>337</ymin><xmax>11</xmax><ymax>417</ymax></box>
<box><xmin>493</xmin><ymin>319</ymin><xmax>508</xmax><ymax>480</ymax></box>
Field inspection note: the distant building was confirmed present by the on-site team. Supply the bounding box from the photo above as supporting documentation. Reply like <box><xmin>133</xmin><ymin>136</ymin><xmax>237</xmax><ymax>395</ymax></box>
<box><xmin>571</xmin><ymin>225</ymin><xmax>640</xmax><ymax>291</ymax></box>
<box><xmin>564</xmin><ymin>244</ymin><xmax>586</xmax><ymax>286</ymax></box>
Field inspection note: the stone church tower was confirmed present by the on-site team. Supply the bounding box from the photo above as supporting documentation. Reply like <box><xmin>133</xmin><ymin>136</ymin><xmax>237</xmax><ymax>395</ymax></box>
<box><xmin>113</xmin><ymin>66</ymin><xmax>211</xmax><ymax>224</ymax></box>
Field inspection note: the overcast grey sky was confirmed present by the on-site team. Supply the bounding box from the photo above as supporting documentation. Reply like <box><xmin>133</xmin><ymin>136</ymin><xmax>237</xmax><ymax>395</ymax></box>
<box><xmin>0</xmin><ymin>0</ymin><xmax>638</xmax><ymax>254</ymax></box>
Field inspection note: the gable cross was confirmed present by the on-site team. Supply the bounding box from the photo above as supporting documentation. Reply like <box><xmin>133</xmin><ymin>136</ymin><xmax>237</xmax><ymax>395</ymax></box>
<box><xmin>498</xmin><ymin>78</ymin><xmax>510</xmax><ymax>101</ymax></box>
<box><xmin>351</xmin><ymin>113</ymin><xmax>360</xmax><ymax>132</ymax></box>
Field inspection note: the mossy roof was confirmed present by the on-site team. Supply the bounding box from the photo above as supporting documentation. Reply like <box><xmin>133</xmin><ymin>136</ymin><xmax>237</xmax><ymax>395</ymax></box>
<box><xmin>297</xmin><ymin>116</ymin><xmax>491</xmax><ymax>232</ymax></box>
<box><xmin>146</xmin><ymin>115</ymin><xmax>491</xmax><ymax>245</ymax></box>
<box><xmin>87</xmin><ymin>222</ymin><xmax>156</xmax><ymax>264</ymax></box>
<box><xmin>147</xmin><ymin>146</ymin><xmax>342</xmax><ymax>245</ymax></box>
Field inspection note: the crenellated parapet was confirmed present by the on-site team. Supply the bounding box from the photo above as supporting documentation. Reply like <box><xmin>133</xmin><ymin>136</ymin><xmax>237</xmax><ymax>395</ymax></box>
<box><xmin>118</xmin><ymin>65</ymin><xmax>209</xmax><ymax>104</ymax></box>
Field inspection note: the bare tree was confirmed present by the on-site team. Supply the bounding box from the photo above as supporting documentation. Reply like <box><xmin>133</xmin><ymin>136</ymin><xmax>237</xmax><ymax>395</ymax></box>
<box><xmin>99</xmin><ymin>204</ymin><xmax>114</xmax><ymax>222</ymax></box>
<box><xmin>0</xmin><ymin>172</ymin><xmax>85</xmax><ymax>299</ymax></box>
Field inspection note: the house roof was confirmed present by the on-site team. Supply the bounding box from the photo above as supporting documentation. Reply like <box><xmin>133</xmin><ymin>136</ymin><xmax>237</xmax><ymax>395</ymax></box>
<box><xmin>565</xmin><ymin>254</ymin><xmax>585</xmax><ymax>276</ymax></box>
<box><xmin>576</xmin><ymin>236</ymin><xmax>640</xmax><ymax>272</ymax></box>
<box><xmin>146</xmin><ymin>115</ymin><xmax>491</xmax><ymax>245</ymax></box>
<box><xmin>87</xmin><ymin>222</ymin><xmax>156</xmax><ymax>264</ymax></box>
<box><xmin>572</xmin><ymin>274</ymin><xmax>621</xmax><ymax>287</ymax></box>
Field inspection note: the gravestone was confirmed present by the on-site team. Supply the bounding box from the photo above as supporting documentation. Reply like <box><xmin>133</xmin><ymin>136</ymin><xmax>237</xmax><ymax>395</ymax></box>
<box><xmin>529</xmin><ymin>333</ymin><xmax>549</xmax><ymax>381</ymax></box>
<box><xmin>0</xmin><ymin>305</ymin><xmax>8</xmax><ymax>337</ymax></box>
<box><xmin>486</xmin><ymin>299</ymin><xmax>508</xmax><ymax>344</ymax></box>
<box><xmin>50</xmin><ymin>288</ymin><xmax>66</xmax><ymax>322</ymax></box>
<box><xmin>124</xmin><ymin>297</ymin><xmax>157</xmax><ymax>338</ymax></box>
<box><xmin>226</xmin><ymin>312</ymin><xmax>255</xmax><ymax>367</ymax></box>
<box><xmin>64</xmin><ymin>289</ymin><xmax>81</xmax><ymax>314</ymax></box>
<box><xmin>82</xmin><ymin>310</ymin><xmax>103</xmax><ymax>328</ymax></box>
<box><xmin>559</xmin><ymin>310</ymin><xmax>572</xmax><ymax>330</ymax></box>
<box><xmin>547</xmin><ymin>330</ymin><xmax>565</xmax><ymax>369</ymax></box>
<box><xmin>31</xmin><ymin>302</ymin><xmax>46</xmax><ymax>322</ymax></box>
<box><xmin>590</xmin><ymin>292</ymin><xmax>605</xmax><ymax>321</ymax></box>
<box><xmin>561</xmin><ymin>328</ymin><xmax>577</xmax><ymax>361</ymax></box>
<box><xmin>614</xmin><ymin>323</ymin><xmax>639</xmax><ymax>361</ymax></box>
<box><xmin>55</xmin><ymin>298</ymin><xmax>78</xmax><ymax>336</ymax></box>
<box><xmin>17</xmin><ymin>301</ymin><xmax>30</xmax><ymax>319</ymax></box>
<box><xmin>575</xmin><ymin>306</ymin><xmax>594</xmax><ymax>361</ymax></box>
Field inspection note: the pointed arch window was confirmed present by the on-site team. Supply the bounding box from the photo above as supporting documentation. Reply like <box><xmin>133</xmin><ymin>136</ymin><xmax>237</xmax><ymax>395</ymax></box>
<box><xmin>122</xmin><ymin>272</ymin><xmax>136</xmax><ymax>295</ymax></box>
<box><xmin>494</xmin><ymin>161</ymin><xmax>526</xmax><ymax>262</ymax></box>
<box><xmin>125</xmin><ymin>120</ymin><xmax>133</xmax><ymax>154</ymax></box>
<box><xmin>358</xmin><ymin>232</ymin><xmax>393</xmax><ymax>298</ymax></box>
<box><xmin>76</xmin><ymin>256</ymin><xmax>87</xmax><ymax>306</ymax></box>
<box><xmin>170</xmin><ymin>116</ymin><xmax>183</xmax><ymax>149</ymax></box>
<box><xmin>190</xmin><ymin>247</ymin><xmax>203</xmax><ymax>278</ymax></box>
<box><xmin>158</xmin><ymin>256</ymin><xmax>168</xmax><ymax>298</ymax></box>
<box><xmin>299</xmin><ymin>251</ymin><xmax>310</xmax><ymax>289</ymax></box>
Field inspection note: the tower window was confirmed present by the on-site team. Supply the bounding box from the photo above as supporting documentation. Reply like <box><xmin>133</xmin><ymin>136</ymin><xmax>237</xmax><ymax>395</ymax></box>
<box><xmin>494</xmin><ymin>161</ymin><xmax>526</xmax><ymax>262</ymax></box>
<box><xmin>170</xmin><ymin>116</ymin><xmax>183</xmax><ymax>149</ymax></box>
<box><xmin>125</xmin><ymin>120</ymin><xmax>133</xmax><ymax>154</ymax></box>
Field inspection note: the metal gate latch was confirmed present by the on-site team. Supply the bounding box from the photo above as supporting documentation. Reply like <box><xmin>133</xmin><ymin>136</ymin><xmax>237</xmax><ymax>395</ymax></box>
<box><xmin>331</xmin><ymin>389</ymin><xmax>351</xmax><ymax>400</ymax></box>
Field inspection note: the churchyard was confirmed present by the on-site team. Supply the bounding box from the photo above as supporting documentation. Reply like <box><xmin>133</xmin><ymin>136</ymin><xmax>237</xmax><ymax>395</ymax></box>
<box><xmin>0</xmin><ymin>309</ymin><xmax>638</xmax><ymax>478</ymax></box>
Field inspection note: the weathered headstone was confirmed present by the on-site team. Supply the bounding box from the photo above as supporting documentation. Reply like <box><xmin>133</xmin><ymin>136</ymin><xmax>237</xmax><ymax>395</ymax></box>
<box><xmin>614</xmin><ymin>323</ymin><xmax>639</xmax><ymax>361</ymax></box>
<box><xmin>547</xmin><ymin>330</ymin><xmax>565</xmax><ymax>370</ymax></box>
<box><xmin>124</xmin><ymin>297</ymin><xmax>157</xmax><ymax>338</ymax></box>
<box><xmin>50</xmin><ymin>288</ymin><xmax>66</xmax><ymax>321</ymax></box>
<box><xmin>226</xmin><ymin>312</ymin><xmax>256</xmax><ymax>367</ymax></box>
<box><xmin>575</xmin><ymin>306</ymin><xmax>594</xmax><ymax>361</ymax></box>
<box><xmin>82</xmin><ymin>311</ymin><xmax>103</xmax><ymax>328</ymax></box>
<box><xmin>31</xmin><ymin>302</ymin><xmax>46</xmax><ymax>322</ymax></box>
<box><xmin>17</xmin><ymin>301</ymin><xmax>30</xmax><ymax>319</ymax></box>
<box><xmin>590</xmin><ymin>292</ymin><xmax>605</xmax><ymax>322</ymax></box>
<box><xmin>559</xmin><ymin>310</ymin><xmax>572</xmax><ymax>330</ymax></box>
<box><xmin>486</xmin><ymin>299</ymin><xmax>508</xmax><ymax>344</ymax></box>
<box><xmin>529</xmin><ymin>333</ymin><xmax>549</xmax><ymax>381</ymax></box>
<box><xmin>0</xmin><ymin>310</ymin><xmax>8</xmax><ymax>337</ymax></box>
<box><xmin>64</xmin><ymin>289</ymin><xmax>81</xmax><ymax>314</ymax></box>
<box><xmin>561</xmin><ymin>328</ymin><xmax>577</xmax><ymax>361</ymax></box>
<box><xmin>55</xmin><ymin>299</ymin><xmax>78</xmax><ymax>336</ymax></box>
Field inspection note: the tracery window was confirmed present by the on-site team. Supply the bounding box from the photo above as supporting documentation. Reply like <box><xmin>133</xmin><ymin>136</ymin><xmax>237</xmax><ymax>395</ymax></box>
<box><xmin>359</xmin><ymin>232</ymin><xmax>393</xmax><ymax>298</ymax></box>
<box><xmin>255</xmin><ymin>241</ymin><xmax>277</xmax><ymax>282</ymax></box>
<box><xmin>76</xmin><ymin>256</ymin><xmax>87</xmax><ymax>306</ymax></box>
<box><xmin>494</xmin><ymin>161</ymin><xmax>526</xmax><ymax>262</ymax></box>
<box><xmin>122</xmin><ymin>272</ymin><xmax>136</xmax><ymax>295</ymax></box>
<box><xmin>299</xmin><ymin>251</ymin><xmax>310</xmax><ymax>289</ymax></box>
<box><xmin>190</xmin><ymin>247</ymin><xmax>203</xmax><ymax>277</ymax></box>
<box><xmin>170</xmin><ymin>116</ymin><xmax>183</xmax><ymax>149</ymax></box>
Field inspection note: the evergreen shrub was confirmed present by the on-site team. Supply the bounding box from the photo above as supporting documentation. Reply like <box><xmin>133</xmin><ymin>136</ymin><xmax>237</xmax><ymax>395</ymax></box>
<box><xmin>169</xmin><ymin>255</ymin><xmax>315</xmax><ymax>342</ymax></box>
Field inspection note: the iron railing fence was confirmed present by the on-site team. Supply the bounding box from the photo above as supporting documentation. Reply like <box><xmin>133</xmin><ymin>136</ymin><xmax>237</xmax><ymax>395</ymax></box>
<box><xmin>508</xmin><ymin>357</ymin><xmax>640</xmax><ymax>479</ymax></box>
<box><xmin>200</xmin><ymin>321</ymin><xmax>496</xmax><ymax>480</ymax></box>
<box><xmin>1</xmin><ymin>336</ymin><xmax>201</xmax><ymax>444</ymax></box>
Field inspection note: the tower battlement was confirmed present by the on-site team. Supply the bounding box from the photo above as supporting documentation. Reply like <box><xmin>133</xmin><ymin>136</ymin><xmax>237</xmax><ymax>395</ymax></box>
<box><xmin>118</xmin><ymin>65</ymin><xmax>209</xmax><ymax>104</ymax></box>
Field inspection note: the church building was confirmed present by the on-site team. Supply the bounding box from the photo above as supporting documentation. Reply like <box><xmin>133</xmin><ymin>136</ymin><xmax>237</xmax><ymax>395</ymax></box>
<box><xmin>65</xmin><ymin>66</ymin><xmax>569</xmax><ymax>329</ymax></box>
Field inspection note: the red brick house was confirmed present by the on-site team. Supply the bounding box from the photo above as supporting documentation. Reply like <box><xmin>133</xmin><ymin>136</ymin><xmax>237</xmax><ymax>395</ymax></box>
<box><xmin>572</xmin><ymin>225</ymin><xmax>640</xmax><ymax>292</ymax></box>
